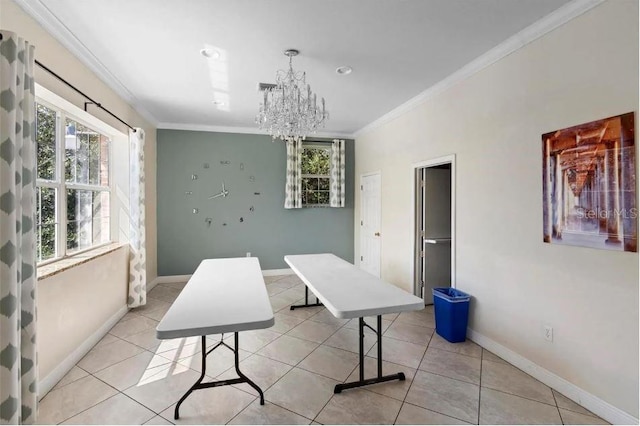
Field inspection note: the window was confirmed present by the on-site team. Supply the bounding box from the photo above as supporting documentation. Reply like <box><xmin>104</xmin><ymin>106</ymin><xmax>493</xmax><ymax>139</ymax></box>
<box><xmin>301</xmin><ymin>144</ymin><xmax>331</xmax><ymax>206</ymax></box>
<box><xmin>36</xmin><ymin>101</ymin><xmax>111</xmax><ymax>263</ymax></box>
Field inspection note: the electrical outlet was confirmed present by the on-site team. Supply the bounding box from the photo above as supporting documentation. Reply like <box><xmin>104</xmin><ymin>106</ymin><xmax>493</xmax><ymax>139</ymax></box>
<box><xmin>543</xmin><ymin>325</ymin><xmax>553</xmax><ymax>342</ymax></box>
<box><xmin>246</xmin><ymin>252</ymin><xmax>251</xmax><ymax>257</ymax></box>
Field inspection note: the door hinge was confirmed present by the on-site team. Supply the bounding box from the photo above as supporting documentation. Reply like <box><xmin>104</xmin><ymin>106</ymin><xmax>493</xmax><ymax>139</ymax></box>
<box><xmin>361</xmin><ymin>185</ymin><xmax>363</xmax><ymax>190</ymax></box>
<box><xmin>420</xmin><ymin>250</ymin><xmax>424</xmax><ymax>258</ymax></box>
<box><xmin>361</xmin><ymin>220</ymin><xmax>363</xmax><ymax>226</ymax></box>
<box><xmin>420</xmin><ymin>230</ymin><xmax>425</xmax><ymax>238</ymax></box>
<box><xmin>360</xmin><ymin>256</ymin><xmax>363</xmax><ymax>261</ymax></box>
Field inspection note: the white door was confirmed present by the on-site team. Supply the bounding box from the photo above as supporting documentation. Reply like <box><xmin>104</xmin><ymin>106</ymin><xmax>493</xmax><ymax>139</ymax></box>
<box><xmin>360</xmin><ymin>173</ymin><xmax>381</xmax><ymax>277</ymax></box>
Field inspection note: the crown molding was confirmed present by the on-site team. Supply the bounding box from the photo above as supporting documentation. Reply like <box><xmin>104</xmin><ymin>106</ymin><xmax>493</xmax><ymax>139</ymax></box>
<box><xmin>354</xmin><ymin>0</ymin><xmax>606</xmax><ymax>138</ymax></box>
<box><xmin>158</xmin><ymin>122</ymin><xmax>354</xmax><ymax>139</ymax></box>
<box><xmin>13</xmin><ymin>0</ymin><xmax>159</xmax><ymax>127</ymax></box>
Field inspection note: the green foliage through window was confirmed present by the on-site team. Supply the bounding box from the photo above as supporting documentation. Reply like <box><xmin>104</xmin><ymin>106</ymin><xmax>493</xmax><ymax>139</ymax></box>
<box><xmin>35</xmin><ymin>102</ymin><xmax>111</xmax><ymax>263</ymax></box>
<box><xmin>301</xmin><ymin>146</ymin><xmax>330</xmax><ymax>206</ymax></box>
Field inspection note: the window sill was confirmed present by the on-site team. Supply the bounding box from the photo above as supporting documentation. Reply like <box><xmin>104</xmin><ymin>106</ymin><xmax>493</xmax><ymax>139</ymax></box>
<box><xmin>38</xmin><ymin>242</ymin><xmax>128</xmax><ymax>280</ymax></box>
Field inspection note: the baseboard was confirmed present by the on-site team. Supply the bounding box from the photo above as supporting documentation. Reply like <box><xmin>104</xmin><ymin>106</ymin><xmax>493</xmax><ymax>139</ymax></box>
<box><xmin>262</xmin><ymin>268</ymin><xmax>294</xmax><ymax>276</ymax></box>
<box><xmin>153</xmin><ymin>275</ymin><xmax>192</xmax><ymax>285</ymax></box>
<box><xmin>467</xmin><ymin>328</ymin><xmax>638</xmax><ymax>425</ymax></box>
<box><xmin>39</xmin><ymin>305</ymin><xmax>128</xmax><ymax>399</ymax></box>
<box><xmin>146</xmin><ymin>277</ymin><xmax>160</xmax><ymax>292</ymax></box>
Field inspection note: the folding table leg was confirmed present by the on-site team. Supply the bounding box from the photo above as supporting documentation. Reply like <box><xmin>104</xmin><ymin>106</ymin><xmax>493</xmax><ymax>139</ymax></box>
<box><xmin>290</xmin><ymin>285</ymin><xmax>323</xmax><ymax>310</ymax></box>
<box><xmin>174</xmin><ymin>336</ymin><xmax>208</xmax><ymax>419</ymax></box>
<box><xmin>232</xmin><ymin>332</ymin><xmax>264</xmax><ymax>404</ymax></box>
<box><xmin>173</xmin><ymin>333</ymin><xmax>265</xmax><ymax>419</ymax></box>
<box><xmin>334</xmin><ymin>315</ymin><xmax>405</xmax><ymax>393</ymax></box>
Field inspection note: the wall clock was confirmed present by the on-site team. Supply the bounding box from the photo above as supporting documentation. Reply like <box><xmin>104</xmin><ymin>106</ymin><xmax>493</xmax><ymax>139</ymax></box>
<box><xmin>208</xmin><ymin>181</ymin><xmax>229</xmax><ymax>200</ymax></box>
<box><xmin>185</xmin><ymin>161</ymin><xmax>259</xmax><ymax>228</ymax></box>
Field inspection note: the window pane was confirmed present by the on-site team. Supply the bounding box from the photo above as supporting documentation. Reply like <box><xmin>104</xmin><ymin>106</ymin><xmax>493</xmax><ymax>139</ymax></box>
<box><xmin>301</xmin><ymin>147</ymin><xmax>330</xmax><ymax>175</ymax></box>
<box><xmin>65</xmin><ymin>119</ymin><xmax>77</xmax><ymax>182</ymax></box>
<box><xmin>318</xmin><ymin>191</ymin><xmax>330</xmax><ymax>205</ymax></box>
<box><xmin>100</xmin><ymin>135</ymin><xmax>110</xmax><ymax>186</ymax></box>
<box><xmin>76</xmin><ymin>122</ymin><xmax>90</xmax><ymax>184</ymax></box>
<box><xmin>301</xmin><ymin>149</ymin><xmax>313</xmax><ymax>175</ymax></box>
<box><xmin>319</xmin><ymin>178</ymin><xmax>330</xmax><ymax>191</ymax></box>
<box><xmin>36</xmin><ymin>104</ymin><xmax>57</xmax><ymax>181</ymax></box>
<box><xmin>307</xmin><ymin>178</ymin><xmax>319</xmax><ymax>191</ymax></box>
<box><xmin>65</xmin><ymin>119</ymin><xmax>109</xmax><ymax>185</ymax></box>
<box><xmin>37</xmin><ymin>223</ymin><xmax>57</xmax><ymax>262</ymax></box>
<box><xmin>66</xmin><ymin>189</ymin><xmax>110</xmax><ymax>252</ymax></box>
<box><xmin>89</xmin><ymin>132</ymin><xmax>100</xmax><ymax>184</ymax></box>
<box><xmin>307</xmin><ymin>191</ymin><xmax>319</xmax><ymax>205</ymax></box>
<box><xmin>36</xmin><ymin>187</ymin><xmax>57</xmax><ymax>262</ymax></box>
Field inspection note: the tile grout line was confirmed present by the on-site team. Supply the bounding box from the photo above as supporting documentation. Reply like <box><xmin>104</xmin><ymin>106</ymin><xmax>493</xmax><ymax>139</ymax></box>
<box><xmin>481</xmin><ymin>386</ymin><xmax>562</xmax><ymax>408</ymax></box>
<box><xmin>549</xmin><ymin>389</ymin><xmax>605</xmax><ymax>421</ymax></box>
<box><xmin>391</xmin><ymin>316</ymin><xmax>432</xmax><ymax>424</ymax></box>
<box><xmin>263</xmin><ymin>298</ymin><xmax>351</xmax><ymax>423</ymax></box>
<box><xmin>53</xmin><ymin>373</ymin><xmax>144</xmax><ymax>424</ymax></box>
<box><xmin>393</xmin><ymin>313</ymin><xmax>482</xmax><ymax>425</ymax></box>
<box><xmin>477</xmin><ymin>348</ymin><xmax>484</xmax><ymax>424</ymax></box>
<box><xmin>394</xmin><ymin>309</ymin><xmax>429</xmax><ymax>425</ymax></box>
<box><xmin>477</xmin><ymin>358</ymin><xmax>597</xmax><ymax>410</ymax></box>
<box><xmin>551</xmin><ymin>387</ymin><xmax>567</xmax><ymax>425</ymax></box>
<box><xmin>230</xmin><ymin>285</ymin><xmax>332</xmax><ymax>422</ymax></box>
<box><xmin>225</xmin><ymin>396</ymin><xmax>316</xmax><ymax>425</ymax></box>
<box><xmin>400</xmin><ymin>400</ymin><xmax>475</xmax><ymax>425</ymax></box>
<box><xmin>90</xmin><ymin>371</ymin><xmax>169</xmax><ymax>417</ymax></box>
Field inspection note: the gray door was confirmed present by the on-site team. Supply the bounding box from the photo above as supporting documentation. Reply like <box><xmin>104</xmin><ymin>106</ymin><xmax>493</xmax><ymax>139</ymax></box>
<box><xmin>415</xmin><ymin>165</ymin><xmax>452</xmax><ymax>304</ymax></box>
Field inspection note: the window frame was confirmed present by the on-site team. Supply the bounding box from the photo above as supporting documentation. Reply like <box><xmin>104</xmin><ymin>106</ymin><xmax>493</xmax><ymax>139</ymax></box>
<box><xmin>35</xmin><ymin>97</ymin><xmax>115</xmax><ymax>266</ymax></box>
<box><xmin>301</xmin><ymin>142</ymin><xmax>331</xmax><ymax>207</ymax></box>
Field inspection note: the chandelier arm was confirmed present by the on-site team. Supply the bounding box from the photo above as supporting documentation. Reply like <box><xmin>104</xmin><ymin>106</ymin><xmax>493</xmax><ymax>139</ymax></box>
<box><xmin>256</xmin><ymin>49</ymin><xmax>328</xmax><ymax>141</ymax></box>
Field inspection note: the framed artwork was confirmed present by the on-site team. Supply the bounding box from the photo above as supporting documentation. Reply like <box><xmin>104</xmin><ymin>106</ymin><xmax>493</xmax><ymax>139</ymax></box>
<box><xmin>542</xmin><ymin>112</ymin><xmax>636</xmax><ymax>252</ymax></box>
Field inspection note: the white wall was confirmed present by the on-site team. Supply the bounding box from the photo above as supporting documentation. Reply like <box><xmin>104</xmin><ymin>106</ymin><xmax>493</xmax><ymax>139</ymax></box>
<box><xmin>37</xmin><ymin>247</ymin><xmax>128</xmax><ymax>379</ymax></box>
<box><xmin>354</xmin><ymin>0</ymin><xmax>638</xmax><ymax>419</ymax></box>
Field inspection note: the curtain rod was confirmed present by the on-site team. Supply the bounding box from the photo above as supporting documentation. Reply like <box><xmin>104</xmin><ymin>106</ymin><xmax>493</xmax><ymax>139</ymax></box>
<box><xmin>34</xmin><ymin>60</ymin><xmax>136</xmax><ymax>132</ymax></box>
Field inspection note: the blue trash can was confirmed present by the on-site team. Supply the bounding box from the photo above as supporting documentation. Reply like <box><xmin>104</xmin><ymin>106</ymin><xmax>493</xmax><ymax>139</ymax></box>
<box><xmin>433</xmin><ymin>287</ymin><xmax>471</xmax><ymax>343</ymax></box>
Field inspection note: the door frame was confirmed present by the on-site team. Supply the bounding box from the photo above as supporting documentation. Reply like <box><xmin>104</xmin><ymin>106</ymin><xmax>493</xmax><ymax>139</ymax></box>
<box><xmin>359</xmin><ymin>171</ymin><xmax>381</xmax><ymax>275</ymax></box>
<box><xmin>411</xmin><ymin>154</ymin><xmax>456</xmax><ymax>297</ymax></box>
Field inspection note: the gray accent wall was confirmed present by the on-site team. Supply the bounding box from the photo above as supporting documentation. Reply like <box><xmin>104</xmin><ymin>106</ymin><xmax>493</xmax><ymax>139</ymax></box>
<box><xmin>157</xmin><ymin>129</ymin><xmax>354</xmax><ymax>275</ymax></box>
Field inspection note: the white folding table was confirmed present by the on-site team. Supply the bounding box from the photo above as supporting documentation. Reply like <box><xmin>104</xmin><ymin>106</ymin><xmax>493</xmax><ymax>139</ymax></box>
<box><xmin>156</xmin><ymin>257</ymin><xmax>274</xmax><ymax>419</ymax></box>
<box><xmin>284</xmin><ymin>253</ymin><xmax>424</xmax><ymax>393</ymax></box>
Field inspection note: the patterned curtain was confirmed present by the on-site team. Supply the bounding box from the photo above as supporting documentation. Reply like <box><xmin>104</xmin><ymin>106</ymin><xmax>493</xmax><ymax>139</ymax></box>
<box><xmin>128</xmin><ymin>129</ymin><xmax>147</xmax><ymax>308</ymax></box>
<box><xmin>330</xmin><ymin>139</ymin><xmax>346</xmax><ymax>207</ymax></box>
<box><xmin>0</xmin><ymin>30</ymin><xmax>38</xmax><ymax>424</ymax></box>
<box><xmin>284</xmin><ymin>139</ymin><xmax>302</xmax><ymax>209</ymax></box>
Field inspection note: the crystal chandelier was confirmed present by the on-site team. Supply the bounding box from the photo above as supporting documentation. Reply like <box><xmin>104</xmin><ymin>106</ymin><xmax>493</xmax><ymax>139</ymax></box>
<box><xmin>256</xmin><ymin>49</ymin><xmax>329</xmax><ymax>142</ymax></box>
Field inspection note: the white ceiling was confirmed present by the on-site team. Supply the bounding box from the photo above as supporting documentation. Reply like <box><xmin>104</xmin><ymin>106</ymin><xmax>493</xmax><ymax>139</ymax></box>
<box><xmin>29</xmin><ymin>0</ymin><xmax>573</xmax><ymax>135</ymax></box>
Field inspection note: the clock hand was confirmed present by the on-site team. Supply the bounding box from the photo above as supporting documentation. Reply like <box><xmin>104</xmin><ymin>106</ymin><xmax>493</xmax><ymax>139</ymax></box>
<box><xmin>208</xmin><ymin>192</ymin><xmax>224</xmax><ymax>199</ymax></box>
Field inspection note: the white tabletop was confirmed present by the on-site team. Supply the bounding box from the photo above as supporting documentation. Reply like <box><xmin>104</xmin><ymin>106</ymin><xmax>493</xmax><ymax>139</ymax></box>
<box><xmin>156</xmin><ymin>257</ymin><xmax>274</xmax><ymax>339</ymax></box>
<box><xmin>284</xmin><ymin>253</ymin><xmax>424</xmax><ymax>319</ymax></box>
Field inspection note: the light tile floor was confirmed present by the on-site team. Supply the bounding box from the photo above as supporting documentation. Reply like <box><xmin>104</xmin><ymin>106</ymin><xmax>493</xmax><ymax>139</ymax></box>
<box><xmin>38</xmin><ymin>275</ymin><xmax>609</xmax><ymax>425</ymax></box>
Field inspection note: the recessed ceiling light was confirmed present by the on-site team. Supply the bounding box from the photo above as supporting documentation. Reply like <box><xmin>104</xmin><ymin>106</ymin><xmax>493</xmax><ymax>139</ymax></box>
<box><xmin>212</xmin><ymin>100</ymin><xmax>225</xmax><ymax>106</ymax></box>
<box><xmin>336</xmin><ymin>66</ymin><xmax>353</xmax><ymax>75</ymax></box>
<box><xmin>200</xmin><ymin>48</ymin><xmax>220</xmax><ymax>59</ymax></box>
